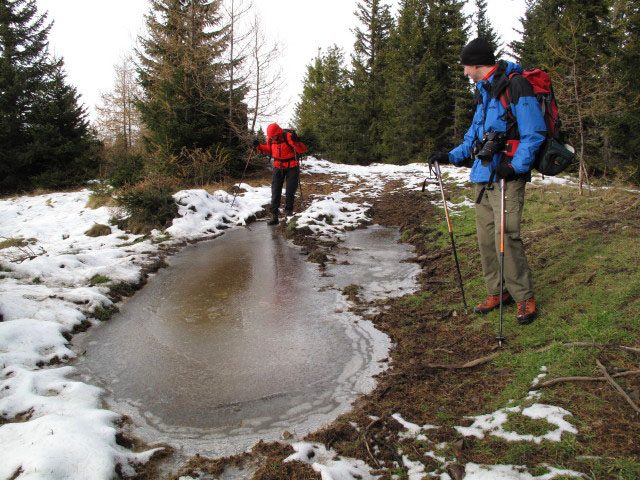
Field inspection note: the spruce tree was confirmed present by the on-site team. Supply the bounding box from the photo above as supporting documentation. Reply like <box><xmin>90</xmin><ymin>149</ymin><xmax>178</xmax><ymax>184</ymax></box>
<box><xmin>0</xmin><ymin>0</ymin><xmax>97</xmax><ymax>193</ymax></box>
<box><xmin>294</xmin><ymin>46</ymin><xmax>352</xmax><ymax>163</ymax></box>
<box><xmin>379</xmin><ymin>0</ymin><xmax>431</xmax><ymax>164</ymax></box>
<box><xmin>474</xmin><ymin>0</ymin><xmax>505</xmax><ymax>59</ymax></box>
<box><xmin>136</xmin><ymin>0</ymin><xmax>230</xmax><ymax>167</ymax></box>
<box><xmin>611</xmin><ymin>0</ymin><xmax>640</xmax><ymax>180</ymax></box>
<box><xmin>512</xmin><ymin>0</ymin><xmax>619</xmax><ymax>190</ymax></box>
<box><xmin>380</xmin><ymin>0</ymin><xmax>469</xmax><ymax>163</ymax></box>
<box><xmin>26</xmin><ymin>61</ymin><xmax>98</xmax><ymax>189</ymax></box>
<box><xmin>350</xmin><ymin>0</ymin><xmax>394</xmax><ymax>164</ymax></box>
<box><xmin>423</xmin><ymin>0</ymin><xmax>470</xmax><ymax>150</ymax></box>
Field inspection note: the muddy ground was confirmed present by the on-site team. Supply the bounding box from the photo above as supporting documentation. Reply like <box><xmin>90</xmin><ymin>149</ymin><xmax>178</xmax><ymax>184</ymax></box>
<box><xmin>130</xmin><ymin>167</ymin><xmax>638</xmax><ymax>480</ymax></box>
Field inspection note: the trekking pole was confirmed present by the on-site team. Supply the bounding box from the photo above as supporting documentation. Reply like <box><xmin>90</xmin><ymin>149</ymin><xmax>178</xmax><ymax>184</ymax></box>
<box><xmin>497</xmin><ymin>178</ymin><xmax>507</xmax><ymax>347</ymax></box>
<box><xmin>293</xmin><ymin>148</ymin><xmax>305</xmax><ymax>210</ymax></box>
<box><xmin>431</xmin><ymin>161</ymin><xmax>468</xmax><ymax>309</ymax></box>
<box><xmin>298</xmin><ymin>174</ymin><xmax>305</xmax><ymax>209</ymax></box>
<box><xmin>231</xmin><ymin>150</ymin><xmax>254</xmax><ymax>208</ymax></box>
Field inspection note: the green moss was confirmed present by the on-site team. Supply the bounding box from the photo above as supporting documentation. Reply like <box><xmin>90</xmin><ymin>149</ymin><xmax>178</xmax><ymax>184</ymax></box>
<box><xmin>152</xmin><ymin>233</ymin><xmax>172</xmax><ymax>244</ymax></box>
<box><xmin>89</xmin><ymin>275</ymin><xmax>110</xmax><ymax>286</ymax></box>
<box><xmin>92</xmin><ymin>306</ymin><xmax>118</xmax><ymax>322</ymax></box>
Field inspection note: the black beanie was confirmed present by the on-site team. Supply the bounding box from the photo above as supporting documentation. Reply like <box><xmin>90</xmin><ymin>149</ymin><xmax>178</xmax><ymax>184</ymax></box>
<box><xmin>460</xmin><ymin>38</ymin><xmax>495</xmax><ymax>66</ymax></box>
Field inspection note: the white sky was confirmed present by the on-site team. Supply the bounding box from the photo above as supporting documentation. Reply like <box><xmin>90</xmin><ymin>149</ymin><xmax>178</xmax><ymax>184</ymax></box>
<box><xmin>36</xmin><ymin>0</ymin><xmax>526</xmax><ymax>129</ymax></box>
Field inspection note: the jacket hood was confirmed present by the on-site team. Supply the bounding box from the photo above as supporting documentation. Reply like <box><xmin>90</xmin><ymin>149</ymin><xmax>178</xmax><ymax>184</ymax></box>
<box><xmin>266</xmin><ymin>123</ymin><xmax>283</xmax><ymax>139</ymax></box>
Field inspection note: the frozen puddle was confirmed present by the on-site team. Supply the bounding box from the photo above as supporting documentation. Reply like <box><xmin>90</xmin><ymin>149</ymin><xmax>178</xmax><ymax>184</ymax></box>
<box><xmin>72</xmin><ymin>222</ymin><xmax>419</xmax><ymax>458</ymax></box>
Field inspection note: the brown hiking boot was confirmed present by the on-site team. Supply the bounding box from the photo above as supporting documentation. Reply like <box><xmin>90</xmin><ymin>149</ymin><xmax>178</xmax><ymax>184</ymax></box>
<box><xmin>517</xmin><ymin>298</ymin><xmax>537</xmax><ymax>325</ymax></box>
<box><xmin>473</xmin><ymin>292</ymin><xmax>513</xmax><ymax>314</ymax></box>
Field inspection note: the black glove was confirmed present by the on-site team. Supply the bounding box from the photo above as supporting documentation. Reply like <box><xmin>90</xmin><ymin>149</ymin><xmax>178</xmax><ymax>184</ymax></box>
<box><xmin>290</xmin><ymin>131</ymin><xmax>300</xmax><ymax>142</ymax></box>
<box><xmin>252</xmin><ymin>139</ymin><xmax>260</xmax><ymax>148</ymax></box>
<box><xmin>428</xmin><ymin>151</ymin><xmax>449</xmax><ymax>166</ymax></box>
<box><xmin>496</xmin><ymin>161</ymin><xmax>517</xmax><ymax>179</ymax></box>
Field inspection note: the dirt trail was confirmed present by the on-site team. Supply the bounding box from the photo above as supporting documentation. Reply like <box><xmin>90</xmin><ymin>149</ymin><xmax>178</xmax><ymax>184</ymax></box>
<box><xmin>135</xmin><ymin>168</ymin><xmax>638</xmax><ymax>480</ymax></box>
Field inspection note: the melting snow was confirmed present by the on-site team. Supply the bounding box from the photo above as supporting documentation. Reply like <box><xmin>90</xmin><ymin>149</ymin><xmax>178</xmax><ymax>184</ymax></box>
<box><xmin>0</xmin><ymin>158</ymin><xmax>585</xmax><ymax>479</ymax></box>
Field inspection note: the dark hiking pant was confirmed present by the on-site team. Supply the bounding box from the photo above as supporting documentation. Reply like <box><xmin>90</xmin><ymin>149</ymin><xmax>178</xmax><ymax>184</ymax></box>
<box><xmin>475</xmin><ymin>178</ymin><xmax>534</xmax><ymax>302</ymax></box>
<box><xmin>271</xmin><ymin>166</ymin><xmax>299</xmax><ymax>214</ymax></box>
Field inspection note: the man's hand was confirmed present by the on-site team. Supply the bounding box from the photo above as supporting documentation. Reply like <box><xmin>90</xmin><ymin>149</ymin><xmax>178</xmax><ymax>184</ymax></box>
<box><xmin>428</xmin><ymin>151</ymin><xmax>449</xmax><ymax>166</ymax></box>
<box><xmin>496</xmin><ymin>161</ymin><xmax>517</xmax><ymax>179</ymax></box>
<box><xmin>252</xmin><ymin>139</ymin><xmax>260</xmax><ymax>148</ymax></box>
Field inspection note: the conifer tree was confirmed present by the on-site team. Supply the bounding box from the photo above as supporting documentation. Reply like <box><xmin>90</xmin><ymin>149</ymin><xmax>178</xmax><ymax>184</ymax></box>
<box><xmin>136</xmin><ymin>0</ymin><xmax>230</xmax><ymax>165</ymax></box>
<box><xmin>473</xmin><ymin>0</ymin><xmax>505</xmax><ymax>59</ymax></box>
<box><xmin>423</xmin><ymin>0</ymin><xmax>470</xmax><ymax>149</ymax></box>
<box><xmin>379</xmin><ymin>0</ymin><xmax>431</xmax><ymax>164</ymax></box>
<box><xmin>380</xmin><ymin>0</ymin><xmax>469</xmax><ymax>163</ymax></box>
<box><xmin>27</xmin><ymin>61</ymin><xmax>98</xmax><ymax>189</ymax></box>
<box><xmin>0</xmin><ymin>0</ymin><xmax>97</xmax><ymax>192</ymax></box>
<box><xmin>349</xmin><ymin>0</ymin><xmax>394</xmax><ymax>163</ymax></box>
<box><xmin>610</xmin><ymin>0</ymin><xmax>640</xmax><ymax>180</ymax></box>
<box><xmin>294</xmin><ymin>46</ymin><xmax>352</xmax><ymax>163</ymax></box>
<box><xmin>512</xmin><ymin>0</ymin><xmax>619</xmax><ymax>191</ymax></box>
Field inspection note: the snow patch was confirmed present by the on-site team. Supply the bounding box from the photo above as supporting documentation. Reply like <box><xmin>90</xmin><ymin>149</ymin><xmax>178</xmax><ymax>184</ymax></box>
<box><xmin>285</xmin><ymin>442</ymin><xmax>379</xmax><ymax>480</ymax></box>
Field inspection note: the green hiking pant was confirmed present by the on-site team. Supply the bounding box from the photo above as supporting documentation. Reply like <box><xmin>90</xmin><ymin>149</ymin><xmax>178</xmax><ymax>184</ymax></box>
<box><xmin>475</xmin><ymin>178</ymin><xmax>534</xmax><ymax>302</ymax></box>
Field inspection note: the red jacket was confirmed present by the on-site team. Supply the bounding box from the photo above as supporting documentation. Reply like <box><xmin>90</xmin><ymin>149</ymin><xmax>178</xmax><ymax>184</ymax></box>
<box><xmin>256</xmin><ymin>123</ymin><xmax>306</xmax><ymax>168</ymax></box>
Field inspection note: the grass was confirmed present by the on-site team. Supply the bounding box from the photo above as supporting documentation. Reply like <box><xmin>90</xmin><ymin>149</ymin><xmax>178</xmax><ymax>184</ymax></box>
<box><xmin>0</xmin><ymin>237</ymin><xmax>36</xmax><ymax>249</ymax></box>
<box><xmin>151</xmin><ymin>233</ymin><xmax>172</xmax><ymax>244</ymax></box>
<box><xmin>117</xmin><ymin>235</ymin><xmax>148</xmax><ymax>247</ymax></box>
<box><xmin>424</xmin><ymin>181</ymin><xmax>640</xmax><ymax>477</ymax></box>
<box><xmin>89</xmin><ymin>275</ymin><xmax>110</xmax><ymax>286</ymax></box>
<box><xmin>285</xmin><ymin>218</ymin><xmax>298</xmax><ymax>237</ymax></box>
<box><xmin>502</xmin><ymin>412</ymin><xmax>556</xmax><ymax>437</ymax></box>
<box><xmin>86</xmin><ymin>192</ymin><xmax>115</xmax><ymax>209</ymax></box>
<box><xmin>92</xmin><ymin>306</ymin><xmax>117</xmax><ymax>322</ymax></box>
<box><xmin>86</xmin><ymin>181</ymin><xmax>115</xmax><ymax>209</ymax></box>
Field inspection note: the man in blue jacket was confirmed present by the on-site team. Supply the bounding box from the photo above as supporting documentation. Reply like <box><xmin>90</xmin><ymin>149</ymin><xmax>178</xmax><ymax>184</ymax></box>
<box><xmin>429</xmin><ymin>38</ymin><xmax>545</xmax><ymax>325</ymax></box>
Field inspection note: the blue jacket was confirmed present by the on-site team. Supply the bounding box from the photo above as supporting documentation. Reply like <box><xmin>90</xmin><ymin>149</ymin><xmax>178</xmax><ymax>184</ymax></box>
<box><xmin>449</xmin><ymin>60</ymin><xmax>546</xmax><ymax>183</ymax></box>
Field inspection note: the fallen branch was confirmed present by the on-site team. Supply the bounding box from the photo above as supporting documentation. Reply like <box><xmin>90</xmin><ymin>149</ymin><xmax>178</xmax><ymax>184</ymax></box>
<box><xmin>423</xmin><ymin>352</ymin><xmax>500</xmax><ymax>370</ymax></box>
<box><xmin>534</xmin><ymin>370</ymin><xmax>640</xmax><ymax>389</ymax></box>
<box><xmin>596</xmin><ymin>360</ymin><xmax>640</xmax><ymax>416</ymax></box>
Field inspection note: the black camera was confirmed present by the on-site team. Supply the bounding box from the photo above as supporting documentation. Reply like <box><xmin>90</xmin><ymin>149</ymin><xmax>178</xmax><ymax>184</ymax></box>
<box><xmin>475</xmin><ymin>131</ymin><xmax>505</xmax><ymax>165</ymax></box>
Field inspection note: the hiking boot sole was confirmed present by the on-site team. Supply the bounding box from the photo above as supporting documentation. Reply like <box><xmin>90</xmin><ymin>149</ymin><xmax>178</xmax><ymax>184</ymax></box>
<box><xmin>517</xmin><ymin>312</ymin><xmax>537</xmax><ymax>325</ymax></box>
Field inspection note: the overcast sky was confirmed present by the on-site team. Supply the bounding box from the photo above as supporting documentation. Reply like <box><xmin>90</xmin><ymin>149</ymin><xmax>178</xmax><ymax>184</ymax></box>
<box><xmin>36</xmin><ymin>0</ymin><xmax>526</xmax><ymax>128</ymax></box>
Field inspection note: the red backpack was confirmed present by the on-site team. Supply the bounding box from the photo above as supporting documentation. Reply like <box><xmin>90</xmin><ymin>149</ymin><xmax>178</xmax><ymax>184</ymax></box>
<box><xmin>500</xmin><ymin>69</ymin><xmax>574</xmax><ymax>176</ymax></box>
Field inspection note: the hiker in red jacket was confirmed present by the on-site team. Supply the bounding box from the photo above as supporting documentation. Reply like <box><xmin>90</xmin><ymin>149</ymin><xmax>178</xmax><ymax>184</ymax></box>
<box><xmin>254</xmin><ymin>123</ymin><xmax>306</xmax><ymax>225</ymax></box>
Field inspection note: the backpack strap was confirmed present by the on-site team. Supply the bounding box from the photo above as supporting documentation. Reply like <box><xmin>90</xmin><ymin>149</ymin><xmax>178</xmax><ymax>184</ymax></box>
<box><xmin>499</xmin><ymin>72</ymin><xmax>518</xmax><ymax>122</ymax></box>
<box><xmin>282</xmin><ymin>130</ymin><xmax>299</xmax><ymax>162</ymax></box>
<box><xmin>499</xmin><ymin>72</ymin><xmax>522</xmax><ymax>141</ymax></box>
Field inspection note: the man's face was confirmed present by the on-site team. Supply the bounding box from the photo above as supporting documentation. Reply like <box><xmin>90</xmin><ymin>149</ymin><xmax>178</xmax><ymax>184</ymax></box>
<box><xmin>463</xmin><ymin>64</ymin><xmax>483</xmax><ymax>83</ymax></box>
